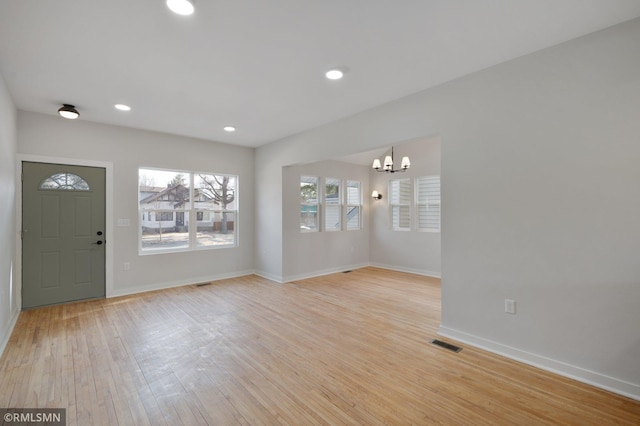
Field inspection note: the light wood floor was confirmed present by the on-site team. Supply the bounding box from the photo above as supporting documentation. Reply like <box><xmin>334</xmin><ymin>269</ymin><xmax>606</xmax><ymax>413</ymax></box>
<box><xmin>1</xmin><ymin>268</ymin><xmax>639</xmax><ymax>425</ymax></box>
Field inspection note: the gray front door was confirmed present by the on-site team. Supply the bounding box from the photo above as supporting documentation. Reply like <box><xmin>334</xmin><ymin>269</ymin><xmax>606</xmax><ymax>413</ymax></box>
<box><xmin>22</xmin><ymin>162</ymin><xmax>106</xmax><ymax>309</ymax></box>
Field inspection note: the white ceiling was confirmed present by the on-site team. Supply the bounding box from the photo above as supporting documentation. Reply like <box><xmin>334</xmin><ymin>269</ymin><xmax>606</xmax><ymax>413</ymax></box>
<box><xmin>2</xmin><ymin>1</ymin><xmax>640</xmax><ymax>148</ymax></box>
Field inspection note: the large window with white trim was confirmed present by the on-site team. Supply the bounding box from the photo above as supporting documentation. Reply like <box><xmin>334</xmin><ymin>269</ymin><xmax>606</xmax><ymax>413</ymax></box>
<box><xmin>139</xmin><ymin>168</ymin><xmax>238</xmax><ymax>253</ymax></box>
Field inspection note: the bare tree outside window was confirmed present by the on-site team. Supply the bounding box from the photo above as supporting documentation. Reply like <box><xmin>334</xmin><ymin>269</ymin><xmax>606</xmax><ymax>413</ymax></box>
<box><xmin>197</xmin><ymin>174</ymin><xmax>236</xmax><ymax>234</ymax></box>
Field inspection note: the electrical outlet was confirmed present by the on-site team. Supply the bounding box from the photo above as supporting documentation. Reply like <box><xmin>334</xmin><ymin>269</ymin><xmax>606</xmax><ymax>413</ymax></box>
<box><xmin>123</xmin><ymin>262</ymin><xmax>131</xmax><ymax>271</ymax></box>
<box><xmin>505</xmin><ymin>299</ymin><xmax>516</xmax><ymax>314</ymax></box>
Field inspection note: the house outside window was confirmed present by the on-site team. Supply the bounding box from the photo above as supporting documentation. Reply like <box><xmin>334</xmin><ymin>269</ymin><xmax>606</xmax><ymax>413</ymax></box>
<box><xmin>139</xmin><ymin>168</ymin><xmax>238</xmax><ymax>253</ymax></box>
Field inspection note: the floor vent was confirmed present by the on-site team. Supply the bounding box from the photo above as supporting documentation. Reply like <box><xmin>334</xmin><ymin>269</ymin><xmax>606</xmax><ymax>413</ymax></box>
<box><xmin>196</xmin><ymin>282</ymin><xmax>212</xmax><ymax>287</ymax></box>
<box><xmin>430</xmin><ymin>339</ymin><xmax>462</xmax><ymax>353</ymax></box>
<box><xmin>342</xmin><ymin>270</ymin><xmax>352</xmax><ymax>273</ymax></box>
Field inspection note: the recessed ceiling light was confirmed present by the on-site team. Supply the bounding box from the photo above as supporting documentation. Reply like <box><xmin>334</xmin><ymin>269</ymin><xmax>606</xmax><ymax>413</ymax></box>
<box><xmin>166</xmin><ymin>0</ymin><xmax>194</xmax><ymax>15</ymax></box>
<box><xmin>325</xmin><ymin>69</ymin><xmax>344</xmax><ymax>80</ymax></box>
<box><xmin>58</xmin><ymin>104</ymin><xmax>79</xmax><ymax>120</ymax></box>
<box><xmin>223</xmin><ymin>126</ymin><xmax>236</xmax><ymax>132</ymax></box>
<box><xmin>114</xmin><ymin>104</ymin><xmax>131</xmax><ymax>111</ymax></box>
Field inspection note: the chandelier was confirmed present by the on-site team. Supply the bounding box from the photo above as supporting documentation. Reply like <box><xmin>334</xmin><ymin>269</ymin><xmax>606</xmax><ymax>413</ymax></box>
<box><xmin>372</xmin><ymin>147</ymin><xmax>410</xmax><ymax>173</ymax></box>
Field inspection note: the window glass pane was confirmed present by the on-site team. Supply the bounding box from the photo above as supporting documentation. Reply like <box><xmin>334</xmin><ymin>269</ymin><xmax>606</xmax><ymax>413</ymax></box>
<box><xmin>141</xmin><ymin>211</ymin><xmax>189</xmax><ymax>250</ymax></box>
<box><xmin>392</xmin><ymin>206</ymin><xmax>411</xmax><ymax>230</ymax></box>
<box><xmin>325</xmin><ymin>205</ymin><xmax>341</xmax><ymax>231</ymax></box>
<box><xmin>390</xmin><ymin>179</ymin><xmax>411</xmax><ymax>204</ymax></box>
<box><xmin>139</xmin><ymin>169</ymin><xmax>190</xmax><ymax>211</ymax></box>
<box><xmin>390</xmin><ymin>180</ymin><xmax>399</xmax><ymax>204</ymax></box>
<box><xmin>346</xmin><ymin>180</ymin><xmax>361</xmax><ymax>230</ymax></box>
<box><xmin>195</xmin><ymin>174</ymin><xmax>237</xmax><ymax>210</ymax></box>
<box><xmin>401</xmin><ymin>181</ymin><xmax>411</xmax><ymax>204</ymax></box>
<box><xmin>300</xmin><ymin>176</ymin><xmax>318</xmax><ymax>203</ymax></box>
<box><xmin>300</xmin><ymin>176</ymin><xmax>318</xmax><ymax>231</ymax></box>
<box><xmin>347</xmin><ymin>206</ymin><xmax>360</xmax><ymax>230</ymax></box>
<box><xmin>417</xmin><ymin>176</ymin><xmax>441</xmax><ymax>204</ymax></box>
<box><xmin>390</xmin><ymin>178</ymin><xmax>411</xmax><ymax>230</ymax></box>
<box><xmin>40</xmin><ymin>173</ymin><xmax>90</xmax><ymax>191</ymax></box>
<box><xmin>417</xmin><ymin>176</ymin><xmax>441</xmax><ymax>231</ymax></box>
<box><xmin>325</xmin><ymin>178</ymin><xmax>341</xmax><ymax>230</ymax></box>
<box><xmin>325</xmin><ymin>178</ymin><xmax>340</xmax><ymax>205</ymax></box>
<box><xmin>418</xmin><ymin>204</ymin><xmax>441</xmax><ymax>230</ymax></box>
<box><xmin>196</xmin><ymin>211</ymin><xmax>236</xmax><ymax>247</ymax></box>
<box><xmin>347</xmin><ymin>181</ymin><xmax>361</xmax><ymax>205</ymax></box>
<box><xmin>300</xmin><ymin>205</ymin><xmax>318</xmax><ymax>231</ymax></box>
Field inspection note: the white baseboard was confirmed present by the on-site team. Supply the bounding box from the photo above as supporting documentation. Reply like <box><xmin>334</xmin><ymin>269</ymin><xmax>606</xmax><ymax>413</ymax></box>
<box><xmin>369</xmin><ymin>262</ymin><xmax>441</xmax><ymax>279</ymax></box>
<box><xmin>438</xmin><ymin>326</ymin><xmax>640</xmax><ymax>402</ymax></box>
<box><xmin>253</xmin><ymin>270</ymin><xmax>284</xmax><ymax>284</ymax></box>
<box><xmin>0</xmin><ymin>308</ymin><xmax>20</xmax><ymax>358</ymax></box>
<box><xmin>108</xmin><ymin>269</ymin><xmax>256</xmax><ymax>298</ymax></box>
<box><xmin>283</xmin><ymin>263</ymin><xmax>370</xmax><ymax>283</ymax></box>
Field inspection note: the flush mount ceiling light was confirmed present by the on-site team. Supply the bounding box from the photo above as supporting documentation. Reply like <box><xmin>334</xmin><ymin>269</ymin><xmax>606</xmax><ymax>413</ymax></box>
<box><xmin>325</xmin><ymin>69</ymin><xmax>344</xmax><ymax>80</ymax></box>
<box><xmin>57</xmin><ymin>104</ymin><xmax>79</xmax><ymax>120</ymax></box>
<box><xmin>372</xmin><ymin>146</ymin><xmax>410</xmax><ymax>173</ymax></box>
<box><xmin>114</xmin><ymin>104</ymin><xmax>131</xmax><ymax>111</ymax></box>
<box><xmin>223</xmin><ymin>125</ymin><xmax>236</xmax><ymax>132</ymax></box>
<box><xmin>166</xmin><ymin>0</ymin><xmax>195</xmax><ymax>15</ymax></box>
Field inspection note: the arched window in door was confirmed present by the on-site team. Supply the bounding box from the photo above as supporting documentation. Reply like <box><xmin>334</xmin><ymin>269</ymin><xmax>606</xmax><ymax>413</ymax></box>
<box><xmin>39</xmin><ymin>173</ymin><xmax>90</xmax><ymax>191</ymax></box>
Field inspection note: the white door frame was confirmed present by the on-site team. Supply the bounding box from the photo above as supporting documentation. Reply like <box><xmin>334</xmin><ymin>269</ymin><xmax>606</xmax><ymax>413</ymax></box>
<box><xmin>16</xmin><ymin>154</ymin><xmax>114</xmax><ymax>307</ymax></box>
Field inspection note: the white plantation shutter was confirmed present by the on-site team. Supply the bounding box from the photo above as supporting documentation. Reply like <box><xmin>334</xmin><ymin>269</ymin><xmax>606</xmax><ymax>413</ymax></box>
<box><xmin>390</xmin><ymin>178</ymin><xmax>411</xmax><ymax>230</ymax></box>
<box><xmin>324</xmin><ymin>178</ymin><xmax>341</xmax><ymax>231</ymax></box>
<box><xmin>416</xmin><ymin>176</ymin><xmax>441</xmax><ymax>231</ymax></box>
<box><xmin>346</xmin><ymin>180</ymin><xmax>361</xmax><ymax>230</ymax></box>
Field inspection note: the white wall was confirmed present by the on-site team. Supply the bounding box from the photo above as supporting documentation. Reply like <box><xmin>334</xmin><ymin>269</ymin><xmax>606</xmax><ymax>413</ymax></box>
<box><xmin>18</xmin><ymin>111</ymin><xmax>254</xmax><ymax>297</ymax></box>
<box><xmin>255</xmin><ymin>19</ymin><xmax>640</xmax><ymax>399</ymax></box>
<box><xmin>254</xmin><ymin>141</ymin><xmax>285</xmax><ymax>281</ymax></box>
<box><xmin>282</xmin><ymin>160</ymin><xmax>370</xmax><ymax>281</ymax></box>
<box><xmin>370</xmin><ymin>136</ymin><xmax>441</xmax><ymax>277</ymax></box>
<box><xmin>254</xmin><ymin>129</ymin><xmax>380</xmax><ymax>281</ymax></box>
<box><xmin>0</xmin><ymin>72</ymin><xmax>18</xmax><ymax>355</ymax></box>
